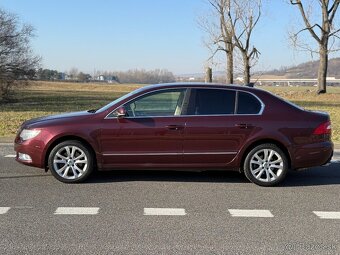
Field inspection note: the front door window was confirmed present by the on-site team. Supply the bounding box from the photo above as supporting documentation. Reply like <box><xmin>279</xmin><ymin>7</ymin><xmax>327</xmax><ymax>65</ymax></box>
<box><xmin>124</xmin><ymin>89</ymin><xmax>186</xmax><ymax>117</ymax></box>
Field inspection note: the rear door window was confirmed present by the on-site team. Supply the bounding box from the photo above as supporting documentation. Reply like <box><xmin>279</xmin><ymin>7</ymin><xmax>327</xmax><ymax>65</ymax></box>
<box><xmin>187</xmin><ymin>89</ymin><xmax>236</xmax><ymax>115</ymax></box>
<box><xmin>237</xmin><ymin>91</ymin><xmax>262</xmax><ymax>114</ymax></box>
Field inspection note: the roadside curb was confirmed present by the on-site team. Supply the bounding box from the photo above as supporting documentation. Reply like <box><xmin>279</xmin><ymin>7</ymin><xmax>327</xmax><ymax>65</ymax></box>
<box><xmin>0</xmin><ymin>143</ymin><xmax>14</xmax><ymax>146</ymax></box>
<box><xmin>0</xmin><ymin>137</ymin><xmax>14</xmax><ymax>143</ymax></box>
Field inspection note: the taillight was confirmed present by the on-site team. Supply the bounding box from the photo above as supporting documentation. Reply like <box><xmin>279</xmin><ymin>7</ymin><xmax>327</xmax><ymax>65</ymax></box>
<box><xmin>313</xmin><ymin>121</ymin><xmax>331</xmax><ymax>135</ymax></box>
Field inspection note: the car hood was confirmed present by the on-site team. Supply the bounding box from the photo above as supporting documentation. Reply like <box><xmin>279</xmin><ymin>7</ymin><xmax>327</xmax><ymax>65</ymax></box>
<box><xmin>23</xmin><ymin>111</ymin><xmax>92</xmax><ymax>128</ymax></box>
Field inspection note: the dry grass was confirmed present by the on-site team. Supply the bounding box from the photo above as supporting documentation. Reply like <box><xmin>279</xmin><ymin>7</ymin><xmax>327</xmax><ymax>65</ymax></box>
<box><xmin>1</xmin><ymin>81</ymin><xmax>339</xmax><ymax>143</ymax></box>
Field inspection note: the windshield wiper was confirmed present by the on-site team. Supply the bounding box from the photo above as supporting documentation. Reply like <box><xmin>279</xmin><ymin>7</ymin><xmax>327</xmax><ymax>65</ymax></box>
<box><xmin>87</xmin><ymin>109</ymin><xmax>97</xmax><ymax>113</ymax></box>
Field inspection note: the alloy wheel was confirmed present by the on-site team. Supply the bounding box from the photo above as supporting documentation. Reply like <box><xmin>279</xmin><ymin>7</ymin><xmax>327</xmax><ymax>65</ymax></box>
<box><xmin>53</xmin><ymin>145</ymin><xmax>88</xmax><ymax>180</ymax></box>
<box><xmin>249</xmin><ymin>148</ymin><xmax>284</xmax><ymax>183</ymax></box>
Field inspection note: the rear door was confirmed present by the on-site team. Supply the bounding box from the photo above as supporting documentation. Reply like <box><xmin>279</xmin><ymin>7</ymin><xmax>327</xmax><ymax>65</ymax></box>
<box><xmin>182</xmin><ymin>88</ymin><xmax>261</xmax><ymax>167</ymax></box>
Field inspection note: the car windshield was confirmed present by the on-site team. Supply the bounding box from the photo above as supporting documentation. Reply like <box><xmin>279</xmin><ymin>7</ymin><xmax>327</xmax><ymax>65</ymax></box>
<box><xmin>95</xmin><ymin>87</ymin><xmax>146</xmax><ymax>113</ymax></box>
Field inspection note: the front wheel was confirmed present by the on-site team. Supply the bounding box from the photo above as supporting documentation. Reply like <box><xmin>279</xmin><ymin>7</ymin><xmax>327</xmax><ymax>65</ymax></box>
<box><xmin>48</xmin><ymin>140</ymin><xmax>94</xmax><ymax>183</ymax></box>
<box><xmin>243</xmin><ymin>144</ymin><xmax>288</xmax><ymax>186</ymax></box>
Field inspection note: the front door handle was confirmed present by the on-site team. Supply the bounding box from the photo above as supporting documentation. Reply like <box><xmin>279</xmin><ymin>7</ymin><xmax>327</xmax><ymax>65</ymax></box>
<box><xmin>235</xmin><ymin>123</ymin><xmax>253</xmax><ymax>129</ymax></box>
<box><xmin>166</xmin><ymin>125</ymin><xmax>184</xmax><ymax>131</ymax></box>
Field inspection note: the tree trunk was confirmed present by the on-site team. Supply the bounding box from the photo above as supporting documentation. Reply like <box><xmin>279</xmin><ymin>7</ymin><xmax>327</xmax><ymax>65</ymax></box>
<box><xmin>205</xmin><ymin>67</ymin><xmax>212</xmax><ymax>83</ymax></box>
<box><xmin>317</xmin><ymin>43</ymin><xmax>328</xmax><ymax>94</ymax></box>
<box><xmin>226</xmin><ymin>43</ymin><xmax>234</xmax><ymax>84</ymax></box>
<box><xmin>243</xmin><ymin>54</ymin><xmax>250</xmax><ymax>85</ymax></box>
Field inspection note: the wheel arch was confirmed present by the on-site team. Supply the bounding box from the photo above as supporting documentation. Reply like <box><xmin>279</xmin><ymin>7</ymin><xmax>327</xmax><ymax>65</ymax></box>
<box><xmin>44</xmin><ymin>135</ymin><xmax>98</xmax><ymax>171</ymax></box>
<box><xmin>239</xmin><ymin>139</ymin><xmax>292</xmax><ymax>173</ymax></box>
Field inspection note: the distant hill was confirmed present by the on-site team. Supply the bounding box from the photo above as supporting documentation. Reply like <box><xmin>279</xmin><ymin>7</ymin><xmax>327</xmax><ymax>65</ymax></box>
<box><xmin>177</xmin><ymin>57</ymin><xmax>340</xmax><ymax>81</ymax></box>
<box><xmin>263</xmin><ymin>57</ymin><xmax>340</xmax><ymax>79</ymax></box>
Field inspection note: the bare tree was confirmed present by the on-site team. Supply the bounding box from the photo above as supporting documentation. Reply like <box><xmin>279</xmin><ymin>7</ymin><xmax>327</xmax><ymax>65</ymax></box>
<box><xmin>68</xmin><ymin>67</ymin><xmax>79</xmax><ymax>80</ymax></box>
<box><xmin>0</xmin><ymin>8</ymin><xmax>40</xmax><ymax>101</ymax></box>
<box><xmin>200</xmin><ymin>0</ymin><xmax>261</xmax><ymax>85</ymax></box>
<box><xmin>200</xmin><ymin>0</ymin><xmax>235</xmax><ymax>84</ymax></box>
<box><xmin>227</xmin><ymin>0</ymin><xmax>262</xmax><ymax>84</ymax></box>
<box><xmin>290</xmin><ymin>0</ymin><xmax>340</xmax><ymax>94</ymax></box>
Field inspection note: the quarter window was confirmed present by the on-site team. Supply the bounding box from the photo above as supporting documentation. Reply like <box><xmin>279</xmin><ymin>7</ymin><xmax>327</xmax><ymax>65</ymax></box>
<box><xmin>187</xmin><ymin>89</ymin><xmax>236</xmax><ymax>115</ymax></box>
<box><xmin>237</xmin><ymin>92</ymin><xmax>262</xmax><ymax>114</ymax></box>
<box><xmin>123</xmin><ymin>89</ymin><xmax>186</xmax><ymax>117</ymax></box>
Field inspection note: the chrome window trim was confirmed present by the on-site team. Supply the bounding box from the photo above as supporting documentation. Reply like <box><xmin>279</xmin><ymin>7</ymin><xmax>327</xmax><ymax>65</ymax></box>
<box><xmin>102</xmin><ymin>151</ymin><xmax>238</xmax><ymax>156</ymax></box>
<box><xmin>105</xmin><ymin>86</ymin><xmax>265</xmax><ymax>119</ymax></box>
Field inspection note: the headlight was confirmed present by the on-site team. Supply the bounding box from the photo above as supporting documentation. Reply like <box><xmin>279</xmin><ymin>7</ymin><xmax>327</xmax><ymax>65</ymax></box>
<box><xmin>20</xmin><ymin>129</ymin><xmax>41</xmax><ymax>141</ymax></box>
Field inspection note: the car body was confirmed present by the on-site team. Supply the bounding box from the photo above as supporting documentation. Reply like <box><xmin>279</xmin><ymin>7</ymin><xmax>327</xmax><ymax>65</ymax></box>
<box><xmin>14</xmin><ymin>83</ymin><xmax>333</xmax><ymax>186</ymax></box>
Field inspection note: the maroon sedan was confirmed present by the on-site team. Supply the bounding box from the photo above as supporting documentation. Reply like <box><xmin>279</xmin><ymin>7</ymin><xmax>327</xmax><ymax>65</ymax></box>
<box><xmin>14</xmin><ymin>83</ymin><xmax>333</xmax><ymax>186</ymax></box>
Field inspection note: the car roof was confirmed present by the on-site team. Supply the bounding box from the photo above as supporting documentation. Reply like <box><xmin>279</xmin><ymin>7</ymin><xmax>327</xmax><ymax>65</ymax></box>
<box><xmin>138</xmin><ymin>82</ymin><xmax>263</xmax><ymax>93</ymax></box>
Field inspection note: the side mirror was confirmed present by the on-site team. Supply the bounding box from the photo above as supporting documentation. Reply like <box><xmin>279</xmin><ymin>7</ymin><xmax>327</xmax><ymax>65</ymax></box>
<box><xmin>115</xmin><ymin>106</ymin><xmax>127</xmax><ymax>118</ymax></box>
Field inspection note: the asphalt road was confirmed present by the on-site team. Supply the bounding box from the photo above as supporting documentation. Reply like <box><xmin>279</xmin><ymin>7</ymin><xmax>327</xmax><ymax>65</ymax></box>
<box><xmin>1</xmin><ymin>144</ymin><xmax>340</xmax><ymax>255</ymax></box>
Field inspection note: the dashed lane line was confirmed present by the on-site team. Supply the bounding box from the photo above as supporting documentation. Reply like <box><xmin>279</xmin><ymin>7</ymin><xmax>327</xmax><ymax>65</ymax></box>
<box><xmin>1</xmin><ymin>207</ymin><xmax>340</xmax><ymax>220</ymax></box>
<box><xmin>54</xmin><ymin>207</ymin><xmax>100</xmax><ymax>215</ymax></box>
<box><xmin>228</xmin><ymin>209</ymin><xmax>274</xmax><ymax>218</ymax></box>
<box><xmin>313</xmin><ymin>211</ymin><xmax>340</xmax><ymax>219</ymax></box>
<box><xmin>0</xmin><ymin>207</ymin><xmax>10</xmax><ymax>214</ymax></box>
<box><xmin>4</xmin><ymin>154</ymin><xmax>16</xmax><ymax>158</ymax></box>
<box><xmin>144</xmin><ymin>208</ymin><xmax>186</xmax><ymax>216</ymax></box>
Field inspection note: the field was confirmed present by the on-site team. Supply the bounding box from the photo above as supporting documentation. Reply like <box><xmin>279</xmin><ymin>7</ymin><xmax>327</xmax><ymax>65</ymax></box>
<box><xmin>1</xmin><ymin>81</ymin><xmax>339</xmax><ymax>143</ymax></box>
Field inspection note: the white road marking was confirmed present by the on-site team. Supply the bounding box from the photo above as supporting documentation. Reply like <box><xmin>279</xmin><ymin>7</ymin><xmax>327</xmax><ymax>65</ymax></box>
<box><xmin>228</xmin><ymin>209</ymin><xmax>274</xmax><ymax>218</ymax></box>
<box><xmin>0</xmin><ymin>207</ymin><xmax>10</xmax><ymax>214</ymax></box>
<box><xmin>313</xmin><ymin>211</ymin><xmax>340</xmax><ymax>219</ymax></box>
<box><xmin>54</xmin><ymin>207</ymin><xmax>99</xmax><ymax>215</ymax></box>
<box><xmin>144</xmin><ymin>208</ymin><xmax>186</xmax><ymax>216</ymax></box>
<box><xmin>330</xmin><ymin>160</ymin><xmax>340</xmax><ymax>163</ymax></box>
<box><xmin>4</xmin><ymin>154</ymin><xmax>16</xmax><ymax>158</ymax></box>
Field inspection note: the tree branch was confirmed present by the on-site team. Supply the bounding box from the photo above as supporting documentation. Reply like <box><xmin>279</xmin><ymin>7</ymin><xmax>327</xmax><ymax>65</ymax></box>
<box><xmin>329</xmin><ymin>0</ymin><xmax>340</xmax><ymax>23</ymax></box>
<box><xmin>290</xmin><ymin>0</ymin><xmax>321</xmax><ymax>43</ymax></box>
<box><xmin>329</xmin><ymin>27</ymin><xmax>340</xmax><ymax>36</ymax></box>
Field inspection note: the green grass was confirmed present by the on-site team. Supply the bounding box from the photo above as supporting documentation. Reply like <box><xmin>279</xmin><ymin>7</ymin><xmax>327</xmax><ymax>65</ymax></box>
<box><xmin>1</xmin><ymin>81</ymin><xmax>339</xmax><ymax>143</ymax></box>
<box><xmin>0</xmin><ymin>81</ymin><xmax>143</xmax><ymax>136</ymax></box>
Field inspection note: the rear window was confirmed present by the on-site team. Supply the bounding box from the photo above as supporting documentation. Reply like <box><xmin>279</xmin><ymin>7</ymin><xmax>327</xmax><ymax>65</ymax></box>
<box><xmin>237</xmin><ymin>92</ymin><xmax>262</xmax><ymax>114</ymax></box>
<box><xmin>187</xmin><ymin>89</ymin><xmax>236</xmax><ymax>115</ymax></box>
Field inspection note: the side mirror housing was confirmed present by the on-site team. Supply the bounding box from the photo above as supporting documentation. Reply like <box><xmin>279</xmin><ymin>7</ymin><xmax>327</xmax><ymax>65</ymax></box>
<box><xmin>115</xmin><ymin>106</ymin><xmax>127</xmax><ymax>118</ymax></box>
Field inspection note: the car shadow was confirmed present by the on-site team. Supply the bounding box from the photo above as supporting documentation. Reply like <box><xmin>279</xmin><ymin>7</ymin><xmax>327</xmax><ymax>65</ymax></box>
<box><xmin>86</xmin><ymin>162</ymin><xmax>340</xmax><ymax>187</ymax></box>
<box><xmin>283</xmin><ymin>162</ymin><xmax>340</xmax><ymax>187</ymax></box>
<box><xmin>0</xmin><ymin>174</ymin><xmax>49</xmax><ymax>180</ymax></box>
<box><xmin>87</xmin><ymin>170</ymin><xmax>248</xmax><ymax>184</ymax></box>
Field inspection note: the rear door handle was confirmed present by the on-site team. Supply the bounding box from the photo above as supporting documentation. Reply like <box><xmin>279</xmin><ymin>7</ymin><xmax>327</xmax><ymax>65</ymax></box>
<box><xmin>166</xmin><ymin>125</ymin><xmax>184</xmax><ymax>130</ymax></box>
<box><xmin>235</xmin><ymin>123</ymin><xmax>253</xmax><ymax>129</ymax></box>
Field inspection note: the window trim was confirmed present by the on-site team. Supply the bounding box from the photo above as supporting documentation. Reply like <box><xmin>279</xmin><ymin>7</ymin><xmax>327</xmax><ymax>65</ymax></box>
<box><xmin>105</xmin><ymin>87</ymin><xmax>265</xmax><ymax>119</ymax></box>
<box><xmin>105</xmin><ymin>88</ymin><xmax>188</xmax><ymax>119</ymax></box>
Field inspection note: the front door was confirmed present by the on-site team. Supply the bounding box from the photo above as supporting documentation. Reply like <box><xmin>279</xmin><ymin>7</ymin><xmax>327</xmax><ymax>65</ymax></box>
<box><xmin>100</xmin><ymin>88</ymin><xmax>187</xmax><ymax>168</ymax></box>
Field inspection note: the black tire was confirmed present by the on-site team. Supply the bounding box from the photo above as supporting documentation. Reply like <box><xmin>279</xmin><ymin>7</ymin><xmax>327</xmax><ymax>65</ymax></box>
<box><xmin>243</xmin><ymin>143</ymin><xmax>288</xmax><ymax>187</ymax></box>
<box><xmin>48</xmin><ymin>140</ymin><xmax>94</xmax><ymax>183</ymax></box>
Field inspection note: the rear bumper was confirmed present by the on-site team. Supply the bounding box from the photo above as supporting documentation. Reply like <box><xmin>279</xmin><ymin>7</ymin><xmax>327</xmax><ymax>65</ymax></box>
<box><xmin>291</xmin><ymin>141</ymin><xmax>334</xmax><ymax>170</ymax></box>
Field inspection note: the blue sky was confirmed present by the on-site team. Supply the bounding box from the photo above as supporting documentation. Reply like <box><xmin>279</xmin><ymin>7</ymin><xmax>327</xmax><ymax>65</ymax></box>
<box><xmin>1</xmin><ymin>0</ymin><xmax>338</xmax><ymax>75</ymax></box>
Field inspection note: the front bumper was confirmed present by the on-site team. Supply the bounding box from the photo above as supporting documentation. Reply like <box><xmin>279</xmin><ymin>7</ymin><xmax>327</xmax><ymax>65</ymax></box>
<box><xmin>14</xmin><ymin>137</ymin><xmax>45</xmax><ymax>169</ymax></box>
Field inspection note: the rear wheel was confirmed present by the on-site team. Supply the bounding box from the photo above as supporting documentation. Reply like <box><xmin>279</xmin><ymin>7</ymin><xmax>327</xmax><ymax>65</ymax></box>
<box><xmin>48</xmin><ymin>140</ymin><xmax>93</xmax><ymax>183</ymax></box>
<box><xmin>243</xmin><ymin>144</ymin><xmax>288</xmax><ymax>186</ymax></box>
